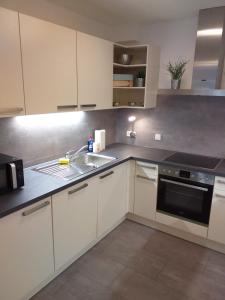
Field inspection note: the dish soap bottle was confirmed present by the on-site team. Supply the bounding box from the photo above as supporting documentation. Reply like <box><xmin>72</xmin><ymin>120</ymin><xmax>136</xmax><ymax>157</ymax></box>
<box><xmin>88</xmin><ymin>135</ymin><xmax>94</xmax><ymax>152</ymax></box>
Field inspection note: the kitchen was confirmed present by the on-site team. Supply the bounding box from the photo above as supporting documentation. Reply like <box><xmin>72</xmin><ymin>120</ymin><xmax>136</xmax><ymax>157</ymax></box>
<box><xmin>1</xmin><ymin>0</ymin><xmax>225</xmax><ymax>299</ymax></box>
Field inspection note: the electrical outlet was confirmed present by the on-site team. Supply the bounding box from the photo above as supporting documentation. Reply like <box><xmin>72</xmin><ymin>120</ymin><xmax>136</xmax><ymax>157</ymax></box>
<box><xmin>127</xmin><ymin>130</ymin><xmax>132</xmax><ymax>137</ymax></box>
<box><xmin>155</xmin><ymin>133</ymin><xmax>162</xmax><ymax>141</ymax></box>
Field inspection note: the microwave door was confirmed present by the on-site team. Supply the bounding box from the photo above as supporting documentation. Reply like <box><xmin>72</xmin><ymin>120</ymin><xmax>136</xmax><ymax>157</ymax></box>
<box><xmin>8</xmin><ymin>163</ymin><xmax>18</xmax><ymax>189</ymax></box>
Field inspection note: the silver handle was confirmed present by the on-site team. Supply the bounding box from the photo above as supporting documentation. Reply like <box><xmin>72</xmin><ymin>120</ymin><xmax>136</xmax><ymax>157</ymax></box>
<box><xmin>216</xmin><ymin>180</ymin><xmax>225</xmax><ymax>185</ymax></box>
<box><xmin>80</xmin><ymin>104</ymin><xmax>97</xmax><ymax>108</ymax></box>
<box><xmin>160</xmin><ymin>178</ymin><xmax>208</xmax><ymax>192</ymax></box>
<box><xmin>100</xmin><ymin>171</ymin><xmax>114</xmax><ymax>179</ymax></box>
<box><xmin>138</xmin><ymin>164</ymin><xmax>157</xmax><ymax>170</ymax></box>
<box><xmin>22</xmin><ymin>201</ymin><xmax>50</xmax><ymax>216</ymax></box>
<box><xmin>0</xmin><ymin>107</ymin><xmax>23</xmax><ymax>114</ymax></box>
<box><xmin>136</xmin><ymin>175</ymin><xmax>156</xmax><ymax>182</ymax></box>
<box><xmin>57</xmin><ymin>105</ymin><xmax>77</xmax><ymax>109</ymax></box>
<box><xmin>215</xmin><ymin>193</ymin><xmax>225</xmax><ymax>200</ymax></box>
<box><xmin>9</xmin><ymin>163</ymin><xmax>18</xmax><ymax>189</ymax></box>
<box><xmin>68</xmin><ymin>183</ymin><xmax>88</xmax><ymax>195</ymax></box>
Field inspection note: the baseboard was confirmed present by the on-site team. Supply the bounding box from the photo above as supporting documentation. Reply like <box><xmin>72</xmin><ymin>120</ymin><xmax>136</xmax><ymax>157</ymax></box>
<box><xmin>126</xmin><ymin>213</ymin><xmax>225</xmax><ymax>254</ymax></box>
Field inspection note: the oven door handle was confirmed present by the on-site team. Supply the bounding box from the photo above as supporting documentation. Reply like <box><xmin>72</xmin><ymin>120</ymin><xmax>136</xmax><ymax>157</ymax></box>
<box><xmin>160</xmin><ymin>178</ymin><xmax>209</xmax><ymax>192</ymax></box>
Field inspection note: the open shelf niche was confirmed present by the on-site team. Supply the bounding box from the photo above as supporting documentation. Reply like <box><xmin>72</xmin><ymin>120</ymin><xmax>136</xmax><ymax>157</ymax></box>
<box><xmin>113</xmin><ymin>41</ymin><xmax>160</xmax><ymax>108</ymax></box>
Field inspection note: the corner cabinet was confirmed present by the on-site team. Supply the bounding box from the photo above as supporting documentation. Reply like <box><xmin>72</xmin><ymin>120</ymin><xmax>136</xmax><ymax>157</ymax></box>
<box><xmin>19</xmin><ymin>14</ymin><xmax>78</xmax><ymax>115</ymax></box>
<box><xmin>113</xmin><ymin>43</ymin><xmax>160</xmax><ymax>108</ymax></box>
<box><xmin>77</xmin><ymin>32</ymin><xmax>113</xmax><ymax>110</ymax></box>
<box><xmin>52</xmin><ymin>177</ymin><xmax>98</xmax><ymax>271</ymax></box>
<box><xmin>97</xmin><ymin>164</ymin><xmax>129</xmax><ymax>237</ymax></box>
<box><xmin>0</xmin><ymin>7</ymin><xmax>25</xmax><ymax>117</ymax></box>
<box><xmin>0</xmin><ymin>198</ymin><xmax>54</xmax><ymax>300</ymax></box>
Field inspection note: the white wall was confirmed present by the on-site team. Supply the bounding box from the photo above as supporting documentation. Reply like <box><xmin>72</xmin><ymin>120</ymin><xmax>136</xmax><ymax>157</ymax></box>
<box><xmin>0</xmin><ymin>0</ymin><xmax>113</xmax><ymax>40</ymax></box>
<box><xmin>139</xmin><ymin>17</ymin><xmax>198</xmax><ymax>89</ymax></box>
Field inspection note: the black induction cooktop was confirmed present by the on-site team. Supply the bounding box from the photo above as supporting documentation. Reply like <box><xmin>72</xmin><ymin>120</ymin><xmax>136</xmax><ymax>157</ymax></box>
<box><xmin>164</xmin><ymin>152</ymin><xmax>222</xmax><ymax>170</ymax></box>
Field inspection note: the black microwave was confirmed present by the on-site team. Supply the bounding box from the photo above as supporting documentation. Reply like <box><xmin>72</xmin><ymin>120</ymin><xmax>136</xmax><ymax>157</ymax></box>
<box><xmin>0</xmin><ymin>153</ymin><xmax>24</xmax><ymax>194</ymax></box>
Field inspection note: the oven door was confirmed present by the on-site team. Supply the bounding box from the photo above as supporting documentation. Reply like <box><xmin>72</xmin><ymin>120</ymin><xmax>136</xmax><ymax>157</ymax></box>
<box><xmin>157</xmin><ymin>175</ymin><xmax>213</xmax><ymax>225</ymax></box>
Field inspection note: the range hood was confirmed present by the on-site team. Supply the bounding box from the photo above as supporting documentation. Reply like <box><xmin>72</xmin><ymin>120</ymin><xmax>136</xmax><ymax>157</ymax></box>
<box><xmin>192</xmin><ymin>7</ymin><xmax>225</xmax><ymax>89</ymax></box>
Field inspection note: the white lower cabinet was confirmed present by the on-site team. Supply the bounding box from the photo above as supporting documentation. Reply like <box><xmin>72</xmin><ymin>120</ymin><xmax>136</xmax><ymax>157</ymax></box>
<box><xmin>52</xmin><ymin>177</ymin><xmax>98</xmax><ymax>271</ymax></box>
<box><xmin>134</xmin><ymin>162</ymin><xmax>158</xmax><ymax>220</ymax></box>
<box><xmin>97</xmin><ymin>164</ymin><xmax>128</xmax><ymax>237</ymax></box>
<box><xmin>208</xmin><ymin>189</ymin><xmax>225</xmax><ymax>244</ymax></box>
<box><xmin>0</xmin><ymin>198</ymin><xmax>54</xmax><ymax>300</ymax></box>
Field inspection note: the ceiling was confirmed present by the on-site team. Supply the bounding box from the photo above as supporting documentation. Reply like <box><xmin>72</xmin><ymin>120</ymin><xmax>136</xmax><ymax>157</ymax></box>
<box><xmin>48</xmin><ymin>0</ymin><xmax>225</xmax><ymax>25</ymax></box>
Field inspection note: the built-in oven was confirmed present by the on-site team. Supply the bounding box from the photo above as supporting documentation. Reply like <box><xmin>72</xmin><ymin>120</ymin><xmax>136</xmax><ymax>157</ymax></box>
<box><xmin>157</xmin><ymin>165</ymin><xmax>214</xmax><ymax>225</ymax></box>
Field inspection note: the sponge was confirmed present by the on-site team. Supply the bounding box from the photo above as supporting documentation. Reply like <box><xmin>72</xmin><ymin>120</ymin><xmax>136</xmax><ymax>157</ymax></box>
<box><xmin>58</xmin><ymin>158</ymin><xmax>70</xmax><ymax>165</ymax></box>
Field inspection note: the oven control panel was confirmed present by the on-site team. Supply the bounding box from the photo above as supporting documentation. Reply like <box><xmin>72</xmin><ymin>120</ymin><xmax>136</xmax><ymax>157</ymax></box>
<box><xmin>159</xmin><ymin>165</ymin><xmax>215</xmax><ymax>185</ymax></box>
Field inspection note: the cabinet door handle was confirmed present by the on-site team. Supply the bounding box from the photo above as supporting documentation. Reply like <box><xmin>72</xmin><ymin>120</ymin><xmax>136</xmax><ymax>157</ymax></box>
<box><xmin>215</xmin><ymin>193</ymin><xmax>225</xmax><ymax>200</ymax></box>
<box><xmin>138</xmin><ymin>164</ymin><xmax>157</xmax><ymax>170</ymax></box>
<box><xmin>80</xmin><ymin>104</ymin><xmax>97</xmax><ymax>108</ymax></box>
<box><xmin>22</xmin><ymin>201</ymin><xmax>50</xmax><ymax>216</ymax></box>
<box><xmin>100</xmin><ymin>171</ymin><xmax>114</xmax><ymax>179</ymax></box>
<box><xmin>0</xmin><ymin>107</ymin><xmax>24</xmax><ymax>114</ymax></box>
<box><xmin>57</xmin><ymin>105</ymin><xmax>77</xmax><ymax>110</ymax></box>
<box><xmin>217</xmin><ymin>180</ymin><xmax>225</xmax><ymax>185</ymax></box>
<box><xmin>136</xmin><ymin>175</ymin><xmax>156</xmax><ymax>182</ymax></box>
<box><xmin>68</xmin><ymin>183</ymin><xmax>88</xmax><ymax>195</ymax></box>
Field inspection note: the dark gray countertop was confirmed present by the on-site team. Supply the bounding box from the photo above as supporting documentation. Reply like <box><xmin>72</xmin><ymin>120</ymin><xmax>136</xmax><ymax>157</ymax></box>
<box><xmin>0</xmin><ymin>143</ymin><xmax>225</xmax><ymax>219</ymax></box>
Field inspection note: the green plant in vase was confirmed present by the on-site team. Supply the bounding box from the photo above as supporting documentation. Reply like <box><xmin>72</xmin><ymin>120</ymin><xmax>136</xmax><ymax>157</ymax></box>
<box><xmin>167</xmin><ymin>59</ymin><xmax>188</xmax><ymax>89</ymax></box>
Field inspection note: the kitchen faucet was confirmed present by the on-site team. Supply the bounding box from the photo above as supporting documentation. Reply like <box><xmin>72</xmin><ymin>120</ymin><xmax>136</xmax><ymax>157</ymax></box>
<box><xmin>65</xmin><ymin>145</ymin><xmax>88</xmax><ymax>160</ymax></box>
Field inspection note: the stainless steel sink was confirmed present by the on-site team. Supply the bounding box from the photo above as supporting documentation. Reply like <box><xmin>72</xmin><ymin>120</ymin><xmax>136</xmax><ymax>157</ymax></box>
<box><xmin>33</xmin><ymin>153</ymin><xmax>116</xmax><ymax>180</ymax></box>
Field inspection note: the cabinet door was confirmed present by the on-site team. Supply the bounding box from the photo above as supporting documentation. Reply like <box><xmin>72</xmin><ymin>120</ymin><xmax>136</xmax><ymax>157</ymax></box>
<box><xmin>52</xmin><ymin>178</ymin><xmax>98</xmax><ymax>271</ymax></box>
<box><xmin>208</xmin><ymin>189</ymin><xmax>225</xmax><ymax>244</ymax></box>
<box><xmin>98</xmin><ymin>164</ymin><xmax>128</xmax><ymax>237</ymax></box>
<box><xmin>20</xmin><ymin>14</ymin><xmax>77</xmax><ymax>115</ymax></box>
<box><xmin>134</xmin><ymin>164</ymin><xmax>158</xmax><ymax>220</ymax></box>
<box><xmin>0</xmin><ymin>7</ymin><xmax>24</xmax><ymax>116</ymax></box>
<box><xmin>0</xmin><ymin>198</ymin><xmax>54</xmax><ymax>300</ymax></box>
<box><xmin>77</xmin><ymin>32</ymin><xmax>113</xmax><ymax>110</ymax></box>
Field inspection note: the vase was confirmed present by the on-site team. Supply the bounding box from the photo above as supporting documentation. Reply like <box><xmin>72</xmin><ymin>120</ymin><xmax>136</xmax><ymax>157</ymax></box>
<box><xmin>136</xmin><ymin>78</ymin><xmax>145</xmax><ymax>87</ymax></box>
<box><xmin>171</xmin><ymin>79</ymin><xmax>181</xmax><ymax>90</ymax></box>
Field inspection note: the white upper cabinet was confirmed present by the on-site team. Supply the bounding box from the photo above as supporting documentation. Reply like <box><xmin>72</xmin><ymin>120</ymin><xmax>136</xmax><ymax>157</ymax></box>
<box><xmin>19</xmin><ymin>14</ymin><xmax>77</xmax><ymax>115</ymax></box>
<box><xmin>77</xmin><ymin>32</ymin><xmax>113</xmax><ymax>110</ymax></box>
<box><xmin>0</xmin><ymin>7</ymin><xmax>25</xmax><ymax>116</ymax></box>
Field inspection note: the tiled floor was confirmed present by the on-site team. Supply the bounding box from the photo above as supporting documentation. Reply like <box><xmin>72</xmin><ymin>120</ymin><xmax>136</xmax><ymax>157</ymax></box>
<box><xmin>32</xmin><ymin>220</ymin><xmax>225</xmax><ymax>300</ymax></box>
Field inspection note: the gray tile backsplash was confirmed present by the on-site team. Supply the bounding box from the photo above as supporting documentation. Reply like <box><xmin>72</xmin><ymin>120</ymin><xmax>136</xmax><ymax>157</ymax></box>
<box><xmin>0</xmin><ymin>109</ymin><xmax>117</xmax><ymax>167</ymax></box>
<box><xmin>116</xmin><ymin>95</ymin><xmax>225</xmax><ymax>158</ymax></box>
<box><xmin>0</xmin><ymin>95</ymin><xmax>225</xmax><ymax>167</ymax></box>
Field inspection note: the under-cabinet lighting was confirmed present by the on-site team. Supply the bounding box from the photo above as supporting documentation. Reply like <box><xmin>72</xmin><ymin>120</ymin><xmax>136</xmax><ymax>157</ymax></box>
<box><xmin>197</xmin><ymin>28</ymin><xmax>223</xmax><ymax>37</ymax></box>
<box><xmin>15</xmin><ymin>111</ymin><xmax>85</xmax><ymax>128</ymax></box>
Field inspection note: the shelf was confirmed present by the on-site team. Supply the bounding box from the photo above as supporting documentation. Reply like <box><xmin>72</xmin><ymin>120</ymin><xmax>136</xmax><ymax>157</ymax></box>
<box><xmin>113</xmin><ymin>105</ymin><xmax>145</xmax><ymax>109</ymax></box>
<box><xmin>113</xmin><ymin>63</ymin><xmax>146</xmax><ymax>68</ymax></box>
<box><xmin>113</xmin><ymin>86</ymin><xmax>145</xmax><ymax>90</ymax></box>
<box><xmin>158</xmin><ymin>89</ymin><xmax>225</xmax><ymax>97</ymax></box>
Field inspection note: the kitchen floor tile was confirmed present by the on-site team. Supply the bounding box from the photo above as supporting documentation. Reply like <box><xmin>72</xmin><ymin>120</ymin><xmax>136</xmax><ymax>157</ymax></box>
<box><xmin>31</xmin><ymin>220</ymin><xmax>225</xmax><ymax>300</ymax></box>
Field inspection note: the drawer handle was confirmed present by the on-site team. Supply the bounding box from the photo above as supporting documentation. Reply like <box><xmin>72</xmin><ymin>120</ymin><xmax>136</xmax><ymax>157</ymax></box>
<box><xmin>100</xmin><ymin>171</ymin><xmax>114</xmax><ymax>179</ymax></box>
<box><xmin>57</xmin><ymin>105</ymin><xmax>77</xmax><ymax>110</ymax></box>
<box><xmin>68</xmin><ymin>183</ymin><xmax>88</xmax><ymax>195</ymax></box>
<box><xmin>80</xmin><ymin>104</ymin><xmax>97</xmax><ymax>108</ymax></box>
<box><xmin>138</xmin><ymin>165</ymin><xmax>157</xmax><ymax>170</ymax></box>
<box><xmin>22</xmin><ymin>201</ymin><xmax>50</xmax><ymax>216</ymax></box>
<box><xmin>0</xmin><ymin>107</ymin><xmax>24</xmax><ymax>114</ymax></box>
<box><xmin>217</xmin><ymin>180</ymin><xmax>225</xmax><ymax>185</ymax></box>
<box><xmin>215</xmin><ymin>193</ymin><xmax>225</xmax><ymax>200</ymax></box>
<box><xmin>136</xmin><ymin>175</ymin><xmax>156</xmax><ymax>182</ymax></box>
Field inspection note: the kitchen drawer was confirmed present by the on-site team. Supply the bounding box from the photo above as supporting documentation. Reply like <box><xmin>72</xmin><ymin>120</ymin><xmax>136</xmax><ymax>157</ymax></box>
<box><xmin>136</xmin><ymin>161</ymin><xmax>158</xmax><ymax>177</ymax></box>
<box><xmin>214</xmin><ymin>176</ymin><xmax>225</xmax><ymax>191</ymax></box>
<box><xmin>155</xmin><ymin>212</ymin><xmax>208</xmax><ymax>238</ymax></box>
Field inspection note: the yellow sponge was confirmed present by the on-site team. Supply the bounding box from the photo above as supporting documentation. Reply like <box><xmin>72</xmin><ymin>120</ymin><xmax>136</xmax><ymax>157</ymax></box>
<box><xmin>58</xmin><ymin>158</ymin><xmax>70</xmax><ymax>165</ymax></box>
